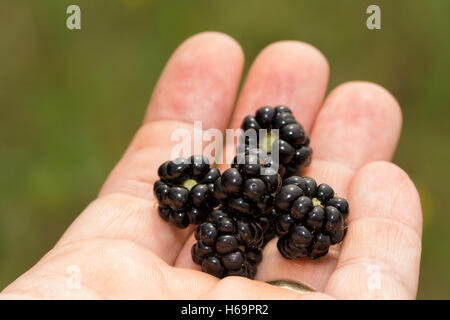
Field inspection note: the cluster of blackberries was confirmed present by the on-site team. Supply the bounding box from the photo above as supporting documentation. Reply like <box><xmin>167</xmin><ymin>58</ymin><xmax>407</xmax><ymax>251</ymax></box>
<box><xmin>191</xmin><ymin>209</ymin><xmax>264</xmax><ymax>278</ymax></box>
<box><xmin>153</xmin><ymin>105</ymin><xmax>349</xmax><ymax>280</ymax></box>
<box><xmin>274</xmin><ymin>176</ymin><xmax>348</xmax><ymax>260</ymax></box>
<box><xmin>154</xmin><ymin>155</ymin><xmax>220</xmax><ymax>228</ymax></box>
<box><xmin>214</xmin><ymin>150</ymin><xmax>281</xmax><ymax>217</ymax></box>
<box><xmin>239</xmin><ymin>106</ymin><xmax>312</xmax><ymax>178</ymax></box>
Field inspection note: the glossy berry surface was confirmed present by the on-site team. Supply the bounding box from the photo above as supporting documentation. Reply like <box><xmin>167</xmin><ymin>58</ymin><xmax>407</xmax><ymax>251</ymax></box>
<box><xmin>191</xmin><ymin>209</ymin><xmax>265</xmax><ymax>279</ymax></box>
<box><xmin>273</xmin><ymin>176</ymin><xmax>349</xmax><ymax>260</ymax></box>
<box><xmin>239</xmin><ymin>105</ymin><xmax>312</xmax><ymax>177</ymax></box>
<box><xmin>214</xmin><ymin>149</ymin><xmax>281</xmax><ymax>218</ymax></box>
<box><xmin>154</xmin><ymin>155</ymin><xmax>220</xmax><ymax>228</ymax></box>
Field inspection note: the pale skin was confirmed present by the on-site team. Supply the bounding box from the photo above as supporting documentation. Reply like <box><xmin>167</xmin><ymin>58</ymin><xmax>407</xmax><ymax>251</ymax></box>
<box><xmin>1</xmin><ymin>32</ymin><xmax>422</xmax><ymax>299</ymax></box>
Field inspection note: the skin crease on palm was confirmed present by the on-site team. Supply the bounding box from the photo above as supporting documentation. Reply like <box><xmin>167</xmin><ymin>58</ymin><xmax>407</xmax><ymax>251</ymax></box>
<box><xmin>0</xmin><ymin>32</ymin><xmax>422</xmax><ymax>300</ymax></box>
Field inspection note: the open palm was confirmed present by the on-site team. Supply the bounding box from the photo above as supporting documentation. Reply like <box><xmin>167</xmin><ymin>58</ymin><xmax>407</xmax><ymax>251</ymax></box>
<box><xmin>1</xmin><ymin>32</ymin><xmax>422</xmax><ymax>300</ymax></box>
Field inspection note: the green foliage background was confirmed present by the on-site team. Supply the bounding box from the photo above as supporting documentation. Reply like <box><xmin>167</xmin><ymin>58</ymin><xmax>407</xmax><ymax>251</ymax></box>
<box><xmin>0</xmin><ymin>0</ymin><xmax>449</xmax><ymax>298</ymax></box>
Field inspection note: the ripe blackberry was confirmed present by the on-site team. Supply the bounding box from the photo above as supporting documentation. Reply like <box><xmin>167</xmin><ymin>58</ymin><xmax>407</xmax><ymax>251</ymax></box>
<box><xmin>191</xmin><ymin>209</ymin><xmax>264</xmax><ymax>279</ymax></box>
<box><xmin>273</xmin><ymin>176</ymin><xmax>349</xmax><ymax>260</ymax></box>
<box><xmin>213</xmin><ymin>149</ymin><xmax>282</xmax><ymax>218</ymax></box>
<box><xmin>239</xmin><ymin>105</ymin><xmax>312</xmax><ymax>177</ymax></box>
<box><xmin>154</xmin><ymin>155</ymin><xmax>220</xmax><ymax>228</ymax></box>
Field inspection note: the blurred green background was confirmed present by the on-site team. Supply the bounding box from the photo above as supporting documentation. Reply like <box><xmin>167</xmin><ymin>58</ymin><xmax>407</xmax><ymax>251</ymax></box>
<box><xmin>1</xmin><ymin>0</ymin><xmax>449</xmax><ymax>299</ymax></box>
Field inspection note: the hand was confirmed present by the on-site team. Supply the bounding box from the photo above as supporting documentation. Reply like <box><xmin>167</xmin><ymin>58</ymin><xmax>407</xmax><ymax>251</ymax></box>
<box><xmin>0</xmin><ymin>32</ymin><xmax>422</xmax><ymax>300</ymax></box>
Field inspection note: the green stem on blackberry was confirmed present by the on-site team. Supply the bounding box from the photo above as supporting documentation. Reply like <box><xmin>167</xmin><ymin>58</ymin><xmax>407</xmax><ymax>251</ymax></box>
<box><xmin>260</xmin><ymin>130</ymin><xmax>279</xmax><ymax>154</ymax></box>
<box><xmin>182</xmin><ymin>179</ymin><xmax>198</xmax><ymax>191</ymax></box>
<box><xmin>312</xmin><ymin>197</ymin><xmax>324</xmax><ymax>208</ymax></box>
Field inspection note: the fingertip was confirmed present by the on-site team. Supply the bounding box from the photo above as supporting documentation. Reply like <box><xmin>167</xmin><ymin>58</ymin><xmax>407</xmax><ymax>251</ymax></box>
<box><xmin>350</xmin><ymin>160</ymin><xmax>422</xmax><ymax>235</ymax></box>
<box><xmin>176</xmin><ymin>31</ymin><xmax>245</xmax><ymax>62</ymax></box>
<box><xmin>259</xmin><ymin>40</ymin><xmax>330</xmax><ymax>78</ymax></box>
<box><xmin>146</xmin><ymin>31</ymin><xmax>244</xmax><ymax>130</ymax></box>
<box><xmin>231</xmin><ymin>40</ymin><xmax>329</xmax><ymax>131</ymax></box>
<box><xmin>328</xmin><ymin>81</ymin><xmax>402</xmax><ymax>128</ymax></box>
<box><xmin>311</xmin><ymin>81</ymin><xmax>402</xmax><ymax>168</ymax></box>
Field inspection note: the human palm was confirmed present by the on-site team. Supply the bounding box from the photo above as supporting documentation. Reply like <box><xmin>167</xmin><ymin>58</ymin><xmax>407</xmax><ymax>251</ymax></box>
<box><xmin>1</xmin><ymin>32</ymin><xmax>422</xmax><ymax>300</ymax></box>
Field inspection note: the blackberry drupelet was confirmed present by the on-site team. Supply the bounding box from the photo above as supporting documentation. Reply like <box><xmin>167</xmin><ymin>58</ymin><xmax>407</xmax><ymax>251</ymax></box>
<box><xmin>273</xmin><ymin>176</ymin><xmax>349</xmax><ymax>260</ymax></box>
<box><xmin>154</xmin><ymin>155</ymin><xmax>220</xmax><ymax>228</ymax></box>
<box><xmin>191</xmin><ymin>209</ymin><xmax>265</xmax><ymax>279</ymax></box>
<box><xmin>213</xmin><ymin>149</ymin><xmax>282</xmax><ymax>218</ymax></box>
<box><xmin>239</xmin><ymin>105</ymin><xmax>312</xmax><ymax>177</ymax></box>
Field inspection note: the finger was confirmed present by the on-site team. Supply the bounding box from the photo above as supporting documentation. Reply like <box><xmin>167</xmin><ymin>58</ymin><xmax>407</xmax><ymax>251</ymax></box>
<box><xmin>143</xmin><ymin>33</ymin><xmax>243</xmax><ymax>130</ymax></box>
<box><xmin>174</xmin><ymin>40</ymin><xmax>329</xmax><ymax>268</ymax></box>
<box><xmin>221</xmin><ymin>40</ymin><xmax>329</xmax><ymax>164</ymax></box>
<box><xmin>229</xmin><ymin>40</ymin><xmax>329</xmax><ymax>131</ymax></box>
<box><xmin>104</xmin><ymin>31</ymin><xmax>244</xmax><ymax>197</ymax></box>
<box><xmin>306</xmin><ymin>81</ymin><xmax>402</xmax><ymax>193</ymax></box>
<box><xmin>56</xmin><ymin>32</ymin><xmax>244</xmax><ymax>265</ymax></box>
<box><xmin>256</xmin><ymin>82</ymin><xmax>402</xmax><ymax>291</ymax></box>
<box><xmin>325</xmin><ymin>161</ymin><xmax>422</xmax><ymax>299</ymax></box>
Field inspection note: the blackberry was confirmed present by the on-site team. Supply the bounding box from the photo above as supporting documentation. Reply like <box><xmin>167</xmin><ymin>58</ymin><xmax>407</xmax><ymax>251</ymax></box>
<box><xmin>154</xmin><ymin>155</ymin><xmax>220</xmax><ymax>228</ymax></box>
<box><xmin>238</xmin><ymin>106</ymin><xmax>312</xmax><ymax>178</ymax></box>
<box><xmin>273</xmin><ymin>176</ymin><xmax>349</xmax><ymax>260</ymax></box>
<box><xmin>191</xmin><ymin>209</ymin><xmax>265</xmax><ymax>279</ymax></box>
<box><xmin>239</xmin><ymin>105</ymin><xmax>312</xmax><ymax>177</ymax></box>
<box><xmin>213</xmin><ymin>149</ymin><xmax>282</xmax><ymax>218</ymax></box>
